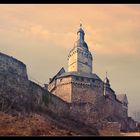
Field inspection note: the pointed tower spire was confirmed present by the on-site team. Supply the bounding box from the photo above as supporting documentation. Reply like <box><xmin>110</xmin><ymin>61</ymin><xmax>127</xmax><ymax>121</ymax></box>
<box><xmin>104</xmin><ymin>71</ymin><xmax>110</xmax><ymax>96</ymax></box>
<box><xmin>68</xmin><ymin>23</ymin><xmax>93</xmax><ymax>73</ymax></box>
<box><xmin>77</xmin><ymin>22</ymin><xmax>85</xmax><ymax>42</ymax></box>
<box><xmin>80</xmin><ymin>21</ymin><xmax>82</xmax><ymax>29</ymax></box>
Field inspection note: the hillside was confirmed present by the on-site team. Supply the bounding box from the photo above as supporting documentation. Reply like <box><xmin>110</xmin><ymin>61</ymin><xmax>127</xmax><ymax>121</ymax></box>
<box><xmin>0</xmin><ymin>111</ymin><xmax>99</xmax><ymax>136</ymax></box>
<box><xmin>0</xmin><ymin>112</ymin><xmax>77</xmax><ymax>136</ymax></box>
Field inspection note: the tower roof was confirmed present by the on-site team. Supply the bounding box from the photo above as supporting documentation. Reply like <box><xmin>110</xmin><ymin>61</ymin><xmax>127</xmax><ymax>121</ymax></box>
<box><xmin>77</xmin><ymin>23</ymin><xmax>85</xmax><ymax>35</ymax></box>
<box><xmin>104</xmin><ymin>72</ymin><xmax>110</xmax><ymax>84</ymax></box>
<box><xmin>116</xmin><ymin>94</ymin><xmax>128</xmax><ymax>104</ymax></box>
<box><xmin>74</xmin><ymin>23</ymin><xmax>89</xmax><ymax>50</ymax></box>
<box><xmin>57</xmin><ymin>72</ymin><xmax>102</xmax><ymax>81</ymax></box>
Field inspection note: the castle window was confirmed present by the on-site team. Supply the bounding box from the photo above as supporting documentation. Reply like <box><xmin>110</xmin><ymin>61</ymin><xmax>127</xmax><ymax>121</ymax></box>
<box><xmin>60</xmin><ymin>78</ymin><xmax>63</xmax><ymax>82</ymax></box>
<box><xmin>75</xmin><ymin>76</ymin><xmax>79</xmax><ymax>81</ymax></box>
<box><xmin>81</xmin><ymin>77</ymin><xmax>84</xmax><ymax>81</ymax></box>
<box><xmin>91</xmin><ymin>79</ymin><xmax>95</xmax><ymax>83</ymax></box>
<box><xmin>124</xmin><ymin>103</ymin><xmax>127</xmax><ymax>107</ymax></box>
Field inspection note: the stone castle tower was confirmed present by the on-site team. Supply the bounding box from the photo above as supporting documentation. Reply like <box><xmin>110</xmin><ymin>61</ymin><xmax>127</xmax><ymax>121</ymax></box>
<box><xmin>68</xmin><ymin>24</ymin><xmax>93</xmax><ymax>74</ymax></box>
<box><xmin>46</xmin><ymin>24</ymin><xmax>128</xmax><ymax>115</ymax></box>
<box><xmin>0</xmin><ymin>23</ymin><xmax>136</xmax><ymax>132</ymax></box>
<box><xmin>47</xmin><ymin>24</ymin><xmax>103</xmax><ymax>103</ymax></box>
<box><xmin>44</xmin><ymin>24</ymin><xmax>136</xmax><ymax>131</ymax></box>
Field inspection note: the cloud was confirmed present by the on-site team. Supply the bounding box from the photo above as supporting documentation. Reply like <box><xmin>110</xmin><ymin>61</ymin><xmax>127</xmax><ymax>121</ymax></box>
<box><xmin>18</xmin><ymin>24</ymin><xmax>50</xmax><ymax>40</ymax></box>
<box><xmin>0</xmin><ymin>4</ymin><xmax>140</xmax><ymax>56</ymax></box>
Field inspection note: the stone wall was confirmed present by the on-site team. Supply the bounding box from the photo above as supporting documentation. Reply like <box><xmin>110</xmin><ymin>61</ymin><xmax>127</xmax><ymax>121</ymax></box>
<box><xmin>55</xmin><ymin>77</ymin><xmax>72</xmax><ymax>103</ymax></box>
<box><xmin>30</xmin><ymin>81</ymin><xmax>70</xmax><ymax>117</ymax></box>
<box><xmin>68</xmin><ymin>46</ymin><xmax>92</xmax><ymax>74</ymax></box>
<box><xmin>0</xmin><ymin>52</ymin><xmax>70</xmax><ymax>117</ymax></box>
<box><xmin>127</xmin><ymin>117</ymin><xmax>137</xmax><ymax>131</ymax></box>
<box><xmin>0</xmin><ymin>52</ymin><xmax>28</xmax><ymax>79</ymax></box>
<box><xmin>48</xmin><ymin>80</ymin><xmax>56</xmax><ymax>92</ymax></box>
<box><xmin>68</xmin><ymin>47</ymin><xmax>77</xmax><ymax>72</ymax></box>
<box><xmin>77</xmin><ymin>47</ymin><xmax>92</xmax><ymax>73</ymax></box>
<box><xmin>0</xmin><ymin>52</ymin><xmax>136</xmax><ymax>132</ymax></box>
<box><xmin>48</xmin><ymin>77</ymin><xmax>72</xmax><ymax>103</ymax></box>
<box><xmin>101</xmin><ymin>122</ymin><xmax>121</xmax><ymax>133</ymax></box>
<box><xmin>69</xmin><ymin>102</ymin><xmax>100</xmax><ymax>127</ymax></box>
<box><xmin>72</xmin><ymin>81</ymin><xmax>103</xmax><ymax>104</ymax></box>
<box><xmin>47</xmin><ymin>75</ymin><xmax>130</xmax><ymax>131</ymax></box>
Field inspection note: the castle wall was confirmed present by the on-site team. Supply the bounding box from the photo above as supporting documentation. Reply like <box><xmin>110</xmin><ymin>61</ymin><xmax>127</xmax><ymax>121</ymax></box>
<box><xmin>68</xmin><ymin>48</ymin><xmax>77</xmax><ymax>72</ymax></box>
<box><xmin>48</xmin><ymin>77</ymin><xmax>72</xmax><ymax>103</ymax></box>
<box><xmin>127</xmin><ymin>117</ymin><xmax>137</xmax><ymax>131</ymax></box>
<box><xmin>0</xmin><ymin>52</ymin><xmax>28</xmax><ymax>79</ymax></box>
<box><xmin>48</xmin><ymin>80</ymin><xmax>56</xmax><ymax>92</ymax></box>
<box><xmin>102</xmin><ymin>89</ymin><xmax>124</xmax><ymax>121</ymax></box>
<box><xmin>47</xmin><ymin>75</ymin><xmax>130</xmax><ymax>131</ymax></box>
<box><xmin>101</xmin><ymin>122</ymin><xmax>121</xmax><ymax>133</ymax></box>
<box><xmin>69</xmin><ymin>102</ymin><xmax>99</xmax><ymax>126</ymax></box>
<box><xmin>29</xmin><ymin>81</ymin><xmax>70</xmax><ymax>116</ymax></box>
<box><xmin>71</xmin><ymin>79</ymin><xmax>104</xmax><ymax>104</ymax></box>
<box><xmin>0</xmin><ymin>52</ymin><xmax>135</xmax><ymax>132</ymax></box>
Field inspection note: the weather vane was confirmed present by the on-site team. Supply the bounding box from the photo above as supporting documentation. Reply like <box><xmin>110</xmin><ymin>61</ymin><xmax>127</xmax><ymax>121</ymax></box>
<box><xmin>106</xmin><ymin>71</ymin><xmax>108</xmax><ymax>78</ymax></box>
<box><xmin>80</xmin><ymin>21</ymin><xmax>82</xmax><ymax>28</ymax></box>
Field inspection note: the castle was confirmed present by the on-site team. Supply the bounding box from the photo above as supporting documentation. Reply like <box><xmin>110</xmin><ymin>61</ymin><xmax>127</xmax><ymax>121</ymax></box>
<box><xmin>0</xmin><ymin>24</ymin><xmax>137</xmax><ymax>133</ymax></box>
<box><xmin>45</xmin><ymin>24</ymin><xmax>136</xmax><ymax>131</ymax></box>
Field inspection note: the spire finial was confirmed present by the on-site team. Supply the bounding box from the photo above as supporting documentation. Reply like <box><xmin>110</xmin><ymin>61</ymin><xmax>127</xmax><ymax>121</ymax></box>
<box><xmin>80</xmin><ymin>21</ymin><xmax>82</xmax><ymax>28</ymax></box>
<box><xmin>106</xmin><ymin>71</ymin><xmax>108</xmax><ymax>78</ymax></box>
<box><xmin>77</xmin><ymin>22</ymin><xmax>85</xmax><ymax>41</ymax></box>
<box><xmin>80</xmin><ymin>23</ymin><xmax>82</xmax><ymax>28</ymax></box>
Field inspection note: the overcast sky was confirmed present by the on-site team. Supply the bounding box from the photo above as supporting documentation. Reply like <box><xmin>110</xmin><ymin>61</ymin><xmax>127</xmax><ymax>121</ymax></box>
<box><xmin>0</xmin><ymin>4</ymin><xmax>140</xmax><ymax>117</ymax></box>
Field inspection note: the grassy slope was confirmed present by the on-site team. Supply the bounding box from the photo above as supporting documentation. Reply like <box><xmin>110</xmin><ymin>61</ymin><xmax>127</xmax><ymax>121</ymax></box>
<box><xmin>0</xmin><ymin>112</ymin><xmax>76</xmax><ymax>136</ymax></box>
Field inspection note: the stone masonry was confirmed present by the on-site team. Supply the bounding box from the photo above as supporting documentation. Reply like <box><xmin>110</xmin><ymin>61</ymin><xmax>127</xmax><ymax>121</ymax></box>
<box><xmin>46</xmin><ymin>24</ymin><xmax>137</xmax><ymax>132</ymax></box>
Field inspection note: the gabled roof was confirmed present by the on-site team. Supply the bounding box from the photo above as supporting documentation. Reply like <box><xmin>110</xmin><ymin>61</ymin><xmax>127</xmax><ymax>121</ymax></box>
<box><xmin>49</xmin><ymin>67</ymin><xmax>65</xmax><ymax>83</ymax></box>
<box><xmin>116</xmin><ymin>94</ymin><xmax>128</xmax><ymax>104</ymax></box>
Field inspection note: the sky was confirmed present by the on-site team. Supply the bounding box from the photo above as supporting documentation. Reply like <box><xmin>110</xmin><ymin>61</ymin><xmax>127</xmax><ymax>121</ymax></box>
<box><xmin>0</xmin><ymin>4</ymin><xmax>140</xmax><ymax>117</ymax></box>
